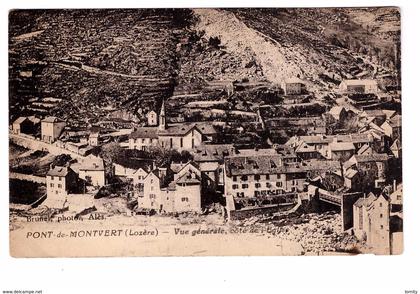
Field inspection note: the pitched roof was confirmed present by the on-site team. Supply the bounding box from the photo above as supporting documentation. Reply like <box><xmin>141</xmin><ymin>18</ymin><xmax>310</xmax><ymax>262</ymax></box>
<box><xmin>193</xmin><ymin>144</ymin><xmax>235</xmax><ymax>162</ymax></box>
<box><xmin>330</xmin><ymin>142</ymin><xmax>355</xmax><ymax>151</ymax></box>
<box><xmin>80</xmin><ymin>157</ymin><xmax>105</xmax><ymax>171</ymax></box>
<box><xmin>47</xmin><ymin>166</ymin><xmax>71</xmax><ymax>177</ymax></box>
<box><xmin>225</xmin><ymin>155</ymin><xmax>306</xmax><ymax>177</ymax></box>
<box><xmin>284</xmin><ymin>77</ymin><xmax>304</xmax><ymax>84</ymax></box>
<box><xmin>13</xmin><ymin>116</ymin><xmax>29</xmax><ymax>125</ymax></box>
<box><xmin>357</xmin><ymin>144</ymin><xmax>372</xmax><ymax>155</ymax></box>
<box><xmin>42</xmin><ymin>116</ymin><xmax>65</xmax><ymax>123</ymax></box>
<box><xmin>354</xmin><ymin>153</ymin><xmax>389</xmax><ymax>163</ymax></box>
<box><xmin>329</xmin><ymin>106</ymin><xmax>345</xmax><ymax>119</ymax></box>
<box><xmin>342</xmin><ymin>79</ymin><xmax>377</xmax><ymax>86</ymax></box>
<box><xmin>391</xmin><ymin>139</ymin><xmax>402</xmax><ymax>150</ymax></box>
<box><xmin>129</xmin><ymin>127</ymin><xmax>158</xmax><ymax>139</ymax></box>
<box><xmin>158</xmin><ymin>123</ymin><xmax>217</xmax><ymax>136</ymax></box>
<box><xmin>389</xmin><ymin>115</ymin><xmax>402</xmax><ymax>128</ymax></box>
<box><xmin>345</xmin><ymin>168</ymin><xmax>358</xmax><ymax>179</ymax></box>
<box><xmin>296</xmin><ymin>142</ymin><xmax>317</xmax><ymax>153</ymax></box>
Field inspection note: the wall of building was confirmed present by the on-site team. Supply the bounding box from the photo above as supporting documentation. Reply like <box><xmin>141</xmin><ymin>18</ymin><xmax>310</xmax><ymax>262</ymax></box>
<box><xmin>129</xmin><ymin>137</ymin><xmax>158</xmax><ymax>150</ymax></box>
<box><xmin>41</xmin><ymin>121</ymin><xmax>66</xmax><ymax>143</ymax></box>
<box><xmin>159</xmin><ymin>130</ymin><xmax>202</xmax><ymax>151</ymax></box>
<box><xmin>79</xmin><ymin>170</ymin><xmax>105</xmax><ymax>187</ymax></box>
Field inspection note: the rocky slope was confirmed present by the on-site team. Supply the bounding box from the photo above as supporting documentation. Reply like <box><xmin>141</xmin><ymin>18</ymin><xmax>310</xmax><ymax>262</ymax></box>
<box><xmin>9</xmin><ymin>8</ymin><xmax>400</xmax><ymax>122</ymax></box>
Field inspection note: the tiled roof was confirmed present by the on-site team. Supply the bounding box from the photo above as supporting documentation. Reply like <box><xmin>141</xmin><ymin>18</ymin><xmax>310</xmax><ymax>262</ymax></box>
<box><xmin>47</xmin><ymin>166</ymin><xmax>71</xmax><ymax>177</ymax></box>
<box><xmin>80</xmin><ymin>157</ymin><xmax>105</xmax><ymax>171</ymax></box>
<box><xmin>13</xmin><ymin>117</ymin><xmax>28</xmax><ymax>125</ymax></box>
<box><xmin>158</xmin><ymin>123</ymin><xmax>217</xmax><ymax>136</ymax></box>
<box><xmin>342</xmin><ymin>79</ymin><xmax>377</xmax><ymax>86</ymax></box>
<box><xmin>225</xmin><ymin>155</ymin><xmax>307</xmax><ymax>177</ymax></box>
<box><xmin>42</xmin><ymin>116</ymin><xmax>65</xmax><ymax>123</ymax></box>
<box><xmin>330</xmin><ymin>142</ymin><xmax>355</xmax><ymax>151</ymax></box>
<box><xmin>354</xmin><ymin>153</ymin><xmax>389</xmax><ymax>163</ymax></box>
<box><xmin>129</xmin><ymin>127</ymin><xmax>158</xmax><ymax>139</ymax></box>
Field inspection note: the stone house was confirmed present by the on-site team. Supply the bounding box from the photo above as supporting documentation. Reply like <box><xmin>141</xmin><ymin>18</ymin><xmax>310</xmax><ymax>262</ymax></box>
<box><xmin>281</xmin><ymin>77</ymin><xmax>305</xmax><ymax>95</ymax></box>
<box><xmin>12</xmin><ymin>117</ymin><xmax>34</xmax><ymax>135</ymax></box>
<box><xmin>353</xmin><ymin>193</ymin><xmax>391</xmax><ymax>254</ymax></box>
<box><xmin>223</xmin><ymin>154</ymin><xmax>307</xmax><ymax>199</ymax></box>
<box><xmin>339</xmin><ymin>79</ymin><xmax>378</xmax><ymax>94</ymax></box>
<box><xmin>46</xmin><ymin>166</ymin><xmax>78</xmax><ymax>207</ymax></box>
<box><xmin>139</xmin><ymin>162</ymin><xmax>202</xmax><ymax>213</ymax></box>
<box><xmin>78</xmin><ymin>156</ymin><xmax>106</xmax><ymax>187</ymax></box>
<box><xmin>41</xmin><ymin>116</ymin><xmax>66</xmax><ymax>143</ymax></box>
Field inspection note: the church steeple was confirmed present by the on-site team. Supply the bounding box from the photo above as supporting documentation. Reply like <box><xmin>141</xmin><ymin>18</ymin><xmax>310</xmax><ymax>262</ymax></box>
<box><xmin>158</xmin><ymin>99</ymin><xmax>166</xmax><ymax>131</ymax></box>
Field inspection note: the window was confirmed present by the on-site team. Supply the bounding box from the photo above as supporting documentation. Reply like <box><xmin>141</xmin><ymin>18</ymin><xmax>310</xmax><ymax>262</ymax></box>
<box><xmin>151</xmin><ymin>179</ymin><xmax>153</xmax><ymax>184</ymax></box>
<box><xmin>233</xmin><ymin>176</ymin><xmax>237</xmax><ymax>182</ymax></box>
<box><xmin>55</xmin><ymin>191</ymin><xmax>58</xmax><ymax>194</ymax></box>
<box><xmin>192</xmin><ymin>138</ymin><xmax>195</xmax><ymax>148</ymax></box>
<box><xmin>397</xmin><ymin>196</ymin><xmax>402</xmax><ymax>200</ymax></box>
<box><xmin>266</xmin><ymin>182</ymin><xmax>271</xmax><ymax>188</ymax></box>
<box><xmin>379</xmin><ymin>203</ymin><xmax>383</xmax><ymax>207</ymax></box>
<box><xmin>51</xmin><ymin>176</ymin><xmax>54</xmax><ymax>180</ymax></box>
<box><xmin>180</xmin><ymin>138</ymin><xmax>183</xmax><ymax>148</ymax></box>
<box><xmin>181</xmin><ymin>197</ymin><xmax>189</xmax><ymax>202</ymax></box>
<box><xmin>170</xmin><ymin>138</ymin><xmax>173</xmax><ymax>149</ymax></box>
<box><xmin>242</xmin><ymin>184</ymin><xmax>248</xmax><ymax>189</ymax></box>
<box><xmin>380</xmin><ymin>213</ymin><xmax>383</xmax><ymax>218</ymax></box>
<box><xmin>58</xmin><ymin>177</ymin><xmax>62</xmax><ymax>181</ymax></box>
<box><xmin>58</xmin><ymin>184</ymin><xmax>62</xmax><ymax>189</ymax></box>
<box><xmin>149</xmin><ymin>194</ymin><xmax>156</xmax><ymax>199</ymax></box>
<box><xmin>266</xmin><ymin>174</ymin><xmax>270</xmax><ymax>180</ymax></box>
<box><xmin>276</xmin><ymin>182</ymin><xmax>282</xmax><ymax>187</ymax></box>
<box><xmin>254</xmin><ymin>175</ymin><xmax>260</xmax><ymax>181</ymax></box>
<box><xmin>277</xmin><ymin>174</ymin><xmax>281</xmax><ymax>179</ymax></box>
<box><xmin>232</xmin><ymin>184</ymin><xmax>238</xmax><ymax>190</ymax></box>
<box><xmin>241</xmin><ymin>175</ymin><xmax>248</xmax><ymax>181</ymax></box>
<box><xmin>380</xmin><ymin>225</ymin><xmax>384</xmax><ymax>230</ymax></box>
<box><xmin>50</xmin><ymin>183</ymin><xmax>54</xmax><ymax>188</ymax></box>
<box><xmin>255</xmin><ymin>183</ymin><xmax>261</xmax><ymax>188</ymax></box>
<box><xmin>151</xmin><ymin>186</ymin><xmax>154</xmax><ymax>191</ymax></box>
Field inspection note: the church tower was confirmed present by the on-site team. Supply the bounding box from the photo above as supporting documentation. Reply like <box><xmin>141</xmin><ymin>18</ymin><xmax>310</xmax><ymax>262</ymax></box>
<box><xmin>158</xmin><ymin>99</ymin><xmax>166</xmax><ymax>131</ymax></box>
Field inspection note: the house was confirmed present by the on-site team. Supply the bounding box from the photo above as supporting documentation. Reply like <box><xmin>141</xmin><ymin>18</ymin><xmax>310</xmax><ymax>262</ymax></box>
<box><xmin>339</xmin><ymin>79</ymin><xmax>378</xmax><ymax>94</ymax></box>
<box><xmin>327</xmin><ymin>139</ymin><xmax>355</xmax><ymax>161</ymax></box>
<box><xmin>224</xmin><ymin>154</ymin><xmax>307</xmax><ymax>199</ymax></box>
<box><xmin>286</xmin><ymin>134</ymin><xmax>373</xmax><ymax>153</ymax></box>
<box><xmin>139</xmin><ymin>162</ymin><xmax>202</xmax><ymax>213</ymax></box>
<box><xmin>128</xmin><ymin>101</ymin><xmax>217</xmax><ymax>152</ymax></box>
<box><xmin>381</xmin><ymin>114</ymin><xmax>402</xmax><ymax>141</ymax></box>
<box><xmin>295</xmin><ymin>142</ymin><xmax>322</xmax><ymax>160</ymax></box>
<box><xmin>281</xmin><ymin>77</ymin><xmax>305</xmax><ymax>95</ymax></box>
<box><xmin>329</xmin><ymin>106</ymin><xmax>347</xmax><ymax>121</ymax></box>
<box><xmin>12</xmin><ymin>117</ymin><xmax>33</xmax><ymax>135</ymax></box>
<box><xmin>130</xmin><ymin>167</ymin><xmax>150</xmax><ymax>198</ymax></box>
<box><xmin>361</xmin><ymin>110</ymin><xmax>387</xmax><ymax>126</ymax></box>
<box><xmin>89</xmin><ymin>132</ymin><xmax>100</xmax><ymax>146</ymax></box>
<box><xmin>128</xmin><ymin>127</ymin><xmax>159</xmax><ymax>151</ymax></box>
<box><xmin>357</xmin><ymin>144</ymin><xmax>374</xmax><ymax>155</ymax></box>
<box><xmin>157</xmin><ymin>101</ymin><xmax>216</xmax><ymax>150</ymax></box>
<box><xmin>46</xmin><ymin>165</ymin><xmax>78</xmax><ymax>207</ymax></box>
<box><xmin>344</xmin><ymin>153</ymin><xmax>389</xmax><ymax>188</ymax></box>
<box><xmin>390</xmin><ymin>139</ymin><xmax>402</xmax><ymax>158</ymax></box>
<box><xmin>353</xmin><ymin>193</ymin><xmax>391</xmax><ymax>254</ymax></box>
<box><xmin>147</xmin><ymin>110</ymin><xmax>158</xmax><ymax>126</ymax></box>
<box><xmin>78</xmin><ymin>156</ymin><xmax>106</xmax><ymax>187</ymax></box>
<box><xmin>41</xmin><ymin>116</ymin><xmax>66</xmax><ymax>143</ymax></box>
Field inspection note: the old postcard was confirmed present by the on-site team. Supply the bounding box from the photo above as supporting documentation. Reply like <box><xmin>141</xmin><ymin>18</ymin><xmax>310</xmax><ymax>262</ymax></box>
<box><xmin>9</xmin><ymin>8</ymin><xmax>402</xmax><ymax>257</ymax></box>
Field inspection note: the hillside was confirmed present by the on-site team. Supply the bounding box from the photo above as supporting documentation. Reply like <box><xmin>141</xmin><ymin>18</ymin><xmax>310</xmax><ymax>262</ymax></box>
<box><xmin>9</xmin><ymin>8</ymin><xmax>400</xmax><ymax>124</ymax></box>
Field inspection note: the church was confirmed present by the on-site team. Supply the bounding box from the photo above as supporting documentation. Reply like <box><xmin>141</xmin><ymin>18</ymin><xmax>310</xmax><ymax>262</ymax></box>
<box><xmin>128</xmin><ymin>100</ymin><xmax>217</xmax><ymax>152</ymax></box>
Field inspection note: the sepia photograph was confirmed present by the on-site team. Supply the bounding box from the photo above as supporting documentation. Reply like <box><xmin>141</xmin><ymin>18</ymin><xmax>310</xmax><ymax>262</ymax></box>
<box><xmin>8</xmin><ymin>7</ymin><xmax>403</xmax><ymax>257</ymax></box>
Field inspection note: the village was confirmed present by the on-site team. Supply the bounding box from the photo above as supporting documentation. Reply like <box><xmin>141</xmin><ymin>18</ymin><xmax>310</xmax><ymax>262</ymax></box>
<box><xmin>10</xmin><ymin>74</ymin><xmax>402</xmax><ymax>255</ymax></box>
